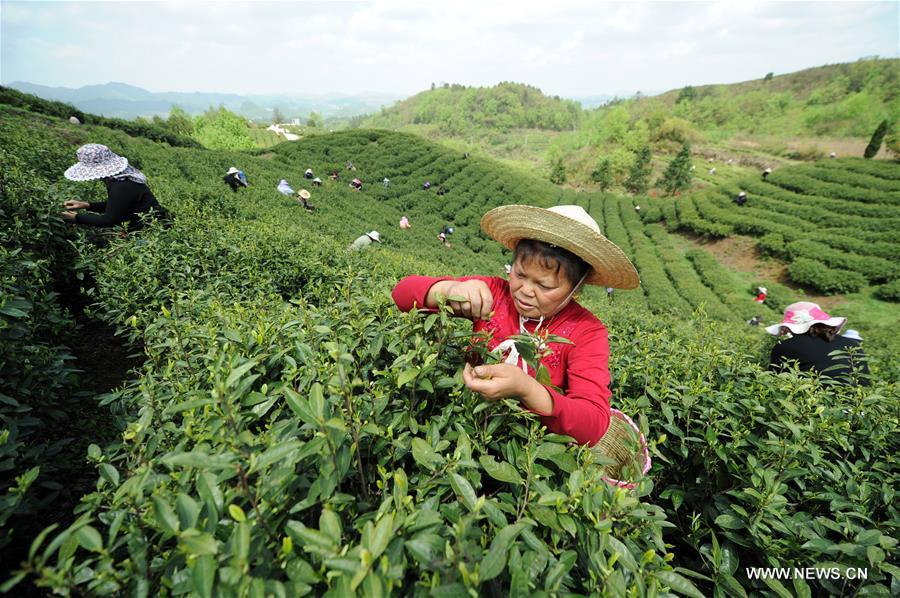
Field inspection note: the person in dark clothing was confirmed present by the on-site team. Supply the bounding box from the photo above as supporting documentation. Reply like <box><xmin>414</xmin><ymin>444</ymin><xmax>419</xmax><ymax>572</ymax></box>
<box><xmin>61</xmin><ymin>144</ymin><xmax>168</xmax><ymax>231</ymax></box>
<box><xmin>224</xmin><ymin>167</ymin><xmax>248</xmax><ymax>192</ymax></box>
<box><xmin>734</xmin><ymin>191</ymin><xmax>747</xmax><ymax>206</ymax></box>
<box><xmin>766</xmin><ymin>301</ymin><xmax>869</xmax><ymax>384</ymax></box>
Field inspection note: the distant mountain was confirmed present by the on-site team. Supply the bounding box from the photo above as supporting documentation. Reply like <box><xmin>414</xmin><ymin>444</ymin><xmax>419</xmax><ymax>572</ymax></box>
<box><xmin>4</xmin><ymin>81</ymin><xmax>403</xmax><ymax>121</ymax></box>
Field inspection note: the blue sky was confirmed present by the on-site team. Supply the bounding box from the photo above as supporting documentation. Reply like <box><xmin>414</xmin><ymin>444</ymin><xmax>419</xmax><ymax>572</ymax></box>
<box><xmin>2</xmin><ymin>1</ymin><xmax>898</xmax><ymax>97</ymax></box>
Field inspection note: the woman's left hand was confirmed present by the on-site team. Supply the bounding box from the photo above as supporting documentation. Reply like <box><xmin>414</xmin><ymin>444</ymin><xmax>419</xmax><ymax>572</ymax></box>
<box><xmin>61</xmin><ymin>211</ymin><xmax>77</xmax><ymax>221</ymax></box>
<box><xmin>463</xmin><ymin>363</ymin><xmax>530</xmax><ymax>401</ymax></box>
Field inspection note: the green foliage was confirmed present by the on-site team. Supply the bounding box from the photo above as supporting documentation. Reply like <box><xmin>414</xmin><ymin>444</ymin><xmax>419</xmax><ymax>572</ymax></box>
<box><xmin>873</xmin><ymin>279</ymin><xmax>900</xmax><ymax>302</ymax></box>
<box><xmin>788</xmin><ymin>257</ymin><xmax>867</xmax><ymax>294</ymax></box>
<box><xmin>2</xmin><ymin>91</ymin><xmax>898</xmax><ymax>598</ymax></box>
<box><xmin>365</xmin><ymin>82</ymin><xmax>581</xmax><ymax>134</ymax></box>
<box><xmin>549</xmin><ymin>157</ymin><xmax>566</xmax><ymax>184</ymax></box>
<box><xmin>306</xmin><ymin>112</ymin><xmax>324</xmax><ymax>128</ymax></box>
<box><xmin>625</xmin><ymin>146</ymin><xmax>652</xmax><ymax>194</ymax></box>
<box><xmin>675</xmin><ymin>86</ymin><xmax>696</xmax><ymax>104</ymax></box>
<box><xmin>193</xmin><ymin>106</ymin><xmax>255</xmax><ymax>150</ymax></box>
<box><xmin>658</xmin><ymin>142</ymin><xmax>693</xmax><ymax>195</ymax></box>
<box><xmin>0</xmin><ymin>86</ymin><xmax>201</xmax><ymax>148</ymax></box>
<box><xmin>864</xmin><ymin>119</ymin><xmax>890</xmax><ymax>159</ymax></box>
<box><xmin>590</xmin><ymin>157</ymin><xmax>613</xmax><ymax>191</ymax></box>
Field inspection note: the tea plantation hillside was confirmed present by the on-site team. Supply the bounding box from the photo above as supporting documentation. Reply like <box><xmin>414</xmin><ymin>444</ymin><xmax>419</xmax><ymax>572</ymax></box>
<box><xmin>1</xmin><ymin>105</ymin><xmax>898</xmax><ymax>596</ymax></box>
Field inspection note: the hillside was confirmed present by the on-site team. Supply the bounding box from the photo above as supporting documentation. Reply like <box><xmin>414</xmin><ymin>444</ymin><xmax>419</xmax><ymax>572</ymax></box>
<box><xmin>1</xmin><ymin>104</ymin><xmax>897</xmax><ymax>596</ymax></box>
<box><xmin>358</xmin><ymin>59</ymin><xmax>900</xmax><ymax>183</ymax></box>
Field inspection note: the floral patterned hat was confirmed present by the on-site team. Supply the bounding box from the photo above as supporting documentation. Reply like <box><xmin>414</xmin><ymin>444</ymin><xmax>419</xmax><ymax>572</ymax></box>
<box><xmin>64</xmin><ymin>144</ymin><xmax>128</xmax><ymax>181</ymax></box>
<box><xmin>765</xmin><ymin>301</ymin><xmax>846</xmax><ymax>336</ymax></box>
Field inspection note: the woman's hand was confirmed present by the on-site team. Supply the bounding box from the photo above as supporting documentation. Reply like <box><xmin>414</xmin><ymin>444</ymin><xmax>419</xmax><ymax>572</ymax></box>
<box><xmin>60</xmin><ymin>210</ymin><xmax>78</xmax><ymax>221</ymax></box>
<box><xmin>463</xmin><ymin>363</ymin><xmax>554</xmax><ymax>415</ymax></box>
<box><xmin>444</xmin><ymin>280</ymin><xmax>493</xmax><ymax>320</ymax></box>
<box><xmin>64</xmin><ymin>200</ymin><xmax>90</xmax><ymax>210</ymax></box>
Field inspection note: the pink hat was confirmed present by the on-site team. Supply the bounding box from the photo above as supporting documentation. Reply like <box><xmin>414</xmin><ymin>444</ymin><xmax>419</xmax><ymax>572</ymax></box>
<box><xmin>765</xmin><ymin>301</ymin><xmax>846</xmax><ymax>336</ymax></box>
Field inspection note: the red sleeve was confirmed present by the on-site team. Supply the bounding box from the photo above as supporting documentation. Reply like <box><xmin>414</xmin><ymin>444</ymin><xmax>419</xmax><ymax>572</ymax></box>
<box><xmin>391</xmin><ymin>275</ymin><xmax>453</xmax><ymax>312</ymax></box>
<box><xmin>540</xmin><ymin>322</ymin><xmax>611</xmax><ymax>446</ymax></box>
<box><xmin>391</xmin><ymin>275</ymin><xmax>505</xmax><ymax>313</ymax></box>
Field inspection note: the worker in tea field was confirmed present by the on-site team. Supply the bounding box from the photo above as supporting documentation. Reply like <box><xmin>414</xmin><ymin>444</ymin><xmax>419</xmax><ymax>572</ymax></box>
<box><xmin>61</xmin><ymin>143</ymin><xmax>168</xmax><ymax>231</ymax></box>
<box><xmin>399</xmin><ymin>215</ymin><xmax>411</xmax><ymax>229</ymax></box>
<box><xmin>349</xmin><ymin>230</ymin><xmax>380</xmax><ymax>250</ymax></box>
<box><xmin>392</xmin><ymin>205</ymin><xmax>640</xmax><ymax>446</ymax></box>
<box><xmin>304</xmin><ymin>168</ymin><xmax>314</xmax><ymax>179</ymax></box>
<box><xmin>766</xmin><ymin>302</ymin><xmax>869</xmax><ymax>384</ymax></box>
<box><xmin>349</xmin><ymin>178</ymin><xmax>363</xmax><ymax>191</ymax></box>
<box><xmin>224</xmin><ymin>167</ymin><xmax>248</xmax><ymax>192</ymax></box>
<box><xmin>734</xmin><ymin>191</ymin><xmax>747</xmax><ymax>206</ymax></box>
<box><xmin>277</xmin><ymin>179</ymin><xmax>294</xmax><ymax>196</ymax></box>
<box><xmin>296</xmin><ymin>189</ymin><xmax>315</xmax><ymax>212</ymax></box>
<box><xmin>312</xmin><ymin>177</ymin><xmax>322</xmax><ymax>187</ymax></box>
<box><xmin>754</xmin><ymin>286</ymin><xmax>767</xmax><ymax>303</ymax></box>
<box><xmin>423</xmin><ymin>181</ymin><xmax>431</xmax><ymax>190</ymax></box>
<box><xmin>383</xmin><ymin>177</ymin><xmax>391</xmax><ymax>188</ymax></box>
<box><xmin>762</xmin><ymin>167</ymin><xmax>772</xmax><ymax>180</ymax></box>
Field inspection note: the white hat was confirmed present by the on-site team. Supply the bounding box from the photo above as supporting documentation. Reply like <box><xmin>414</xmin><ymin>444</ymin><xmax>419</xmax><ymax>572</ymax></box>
<box><xmin>481</xmin><ymin>204</ymin><xmax>639</xmax><ymax>289</ymax></box>
<box><xmin>366</xmin><ymin>231</ymin><xmax>381</xmax><ymax>242</ymax></box>
<box><xmin>227</xmin><ymin>167</ymin><xmax>240</xmax><ymax>175</ymax></box>
<box><xmin>842</xmin><ymin>329</ymin><xmax>862</xmax><ymax>341</ymax></box>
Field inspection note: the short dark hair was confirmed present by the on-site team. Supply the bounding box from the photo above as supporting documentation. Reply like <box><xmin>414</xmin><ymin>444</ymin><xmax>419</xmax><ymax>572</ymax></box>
<box><xmin>808</xmin><ymin>323</ymin><xmax>839</xmax><ymax>342</ymax></box>
<box><xmin>513</xmin><ymin>239</ymin><xmax>591</xmax><ymax>287</ymax></box>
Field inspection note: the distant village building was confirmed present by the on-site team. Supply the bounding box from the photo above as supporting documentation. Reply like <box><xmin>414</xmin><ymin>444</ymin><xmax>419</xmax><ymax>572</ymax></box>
<box><xmin>291</xmin><ymin>118</ymin><xmax>301</xmax><ymax>125</ymax></box>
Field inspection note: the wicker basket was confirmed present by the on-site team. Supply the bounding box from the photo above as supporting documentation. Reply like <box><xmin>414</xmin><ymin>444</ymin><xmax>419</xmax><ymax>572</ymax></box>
<box><xmin>590</xmin><ymin>409</ymin><xmax>651</xmax><ymax>489</ymax></box>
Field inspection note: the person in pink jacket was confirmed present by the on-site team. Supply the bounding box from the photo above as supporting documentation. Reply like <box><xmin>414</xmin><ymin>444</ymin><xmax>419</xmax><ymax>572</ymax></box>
<box><xmin>391</xmin><ymin>204</ymin><xmax>639</xmax><ymax>446</ymax></box>
<box><xmin>399</xmin><ymin>215</ymin><xmax>411</xmax><ymax>229</ymax></box>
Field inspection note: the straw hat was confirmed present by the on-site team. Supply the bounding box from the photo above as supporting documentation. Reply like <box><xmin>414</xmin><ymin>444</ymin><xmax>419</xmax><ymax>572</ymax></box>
<box><xmin>227</xmin><ymin>167</ymin><xmax>240</xmax><ymax>175</ymax></box>
<box><xmin>297</xmin><ymin>189</ymin><xmax>311</xmax><ymax>200</ymax></box>
<box><xmin>765</xmin><ymin>301</ymin><xmax>846</xmax><ymax>336</ymax></box>
<box><xmin>366</xmin><ymin>231</ymin><xmax>381</xmax><ymax>242</ymax></box>
<box><xmin>480</xmin><ymin>205</ymin><xmax>639</xmax><ymax>289</ymax></box>
<box><xmin>64</xmin><ymin>144</ymin><xmax>128</xmax><ymax>181</ymax></box>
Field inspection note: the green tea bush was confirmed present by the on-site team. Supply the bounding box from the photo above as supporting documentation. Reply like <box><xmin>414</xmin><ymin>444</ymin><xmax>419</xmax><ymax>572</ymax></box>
<box><xmin>787</xmin><ymin>258</ymin><xmax>867</xmax><ymax>294</ymax></box>
<box><xmin>873</xmin><ymin>279</ymin><xmax>900</xmax><ymax>302</ymax></box>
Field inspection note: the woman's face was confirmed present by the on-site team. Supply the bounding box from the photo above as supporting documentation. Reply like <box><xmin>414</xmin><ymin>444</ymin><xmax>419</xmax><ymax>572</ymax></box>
<box><xmin>509</xmin><ymin>255</ymin><xmax>574</xmax><ymax>319</ymax></box>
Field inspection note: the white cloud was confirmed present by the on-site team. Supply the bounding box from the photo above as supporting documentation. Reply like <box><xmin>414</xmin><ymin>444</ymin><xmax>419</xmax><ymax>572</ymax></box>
<box><xmin>1</xmin><ymin>0</ymin><xmax>897</xmax><ymax>96</ymax></box>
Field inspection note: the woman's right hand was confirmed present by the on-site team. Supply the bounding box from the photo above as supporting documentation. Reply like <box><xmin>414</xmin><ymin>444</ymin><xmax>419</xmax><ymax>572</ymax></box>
<box><xmin>64</xmin><ymin>200</ymin><xmax>90</xmax><ymax>210</ymax></box>
<box><xmin>443</xmin><ymin>280</ymin><xmax>494</xmax><ymax>320</ymax></box>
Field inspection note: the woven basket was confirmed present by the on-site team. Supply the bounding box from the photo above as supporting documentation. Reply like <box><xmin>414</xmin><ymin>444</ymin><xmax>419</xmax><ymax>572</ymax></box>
<box><xmin>590</xmin><ymin>409</ymin><xmax>651</xmax><ymax>489</ymax></box>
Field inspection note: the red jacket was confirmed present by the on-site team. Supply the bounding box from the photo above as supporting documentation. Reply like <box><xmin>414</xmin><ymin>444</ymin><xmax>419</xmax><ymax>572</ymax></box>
<box><xmin>391</xmin><ymin>275</ymin><xmax>611</xmax><ymax>445</ymax></box>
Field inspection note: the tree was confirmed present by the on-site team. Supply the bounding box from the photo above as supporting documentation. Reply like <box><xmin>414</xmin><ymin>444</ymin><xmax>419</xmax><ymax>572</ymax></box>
<box><xmin>658</xmin><ymin>141</ymin><xmax>693</xmax><ymax>195</ymax></box>
<box><xmin>764</xmin><ymin>72</ymin><xmax>774</xmax><ymax>82</ymax></box>
<box><xmin>864</xmin><ymin>119</ymin><xmax>890</xmax><ymax>159</ymax></box>
<box><xmin>272</xmin><ymin>107</ymin><xmax>284</xmax><ymax>124</ymax></box>
<box><xmin>591</xmin><ymin>157</ymin><xmax>613</xmax><ymax>191</ymax></box>
<box><xmin>167</xmin><ymin>105</ymin><xmax>194</xmax><ymax>136</ymax></box>
<box><xmin>625</xmin><ymin>146</ymin><xmax>652</xmax><ymax>194</ymax></box>
<box><xmin>306</xmin><ymin>111</ymin><xmax>323</xmax><ymax>128</ymax></box>
<box><xmin>549</xmin><ymin>158</ymin><xmax>566</xmax><ymax>184</ymax></box>
<box><xmin>676</xmin><ymin>86</ymin><xmax>696</xmax><ymax>104</ymax></box>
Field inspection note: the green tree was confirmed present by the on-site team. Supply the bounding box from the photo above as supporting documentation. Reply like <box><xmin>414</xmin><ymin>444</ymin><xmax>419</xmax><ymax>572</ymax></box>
<box><xmin>167</xmin><ymin>105</ymin><xmax>194</xmax><ymax>136</ymax></box>
<box><xmin>193</xmin><ymin>105</ymin><xmax>255</xmax><ymax>150</ymax></box>
<box><xmin>625</xmin><ymin>146</ymin><xmax>652</xmax><ymax>194</ymax></box>
<box><xmin>676</xmin><ymin>86</ymin><xmax>696</xmax><ymax>104</ymax></box>
<box><xmin>549</xmin><ymin>157</ymin><xmax>566</xmax><ymax>184</ymax></box>
<box><xmin>658</xmin><ymin>141</ymin><xmax>693</xmax><ymax>195</ymax></box>
<box><xmin>307</xmin><ymin>111</ymin><xmax>323</xmax><ymax>128</ymax></box>
<box><xmin>864</xmin><ymin>119</ymin><xmax>890</xmax><ymax>158</ymax></box>
<box><xmin>591</xmin><ymin>157</ymin><xmax>613</xmax><ymax>191</ymax></box>
<box><xmin>764</xmin><ymin>72</ymin><xmax>774</xmax><ymax>82</ymax></box>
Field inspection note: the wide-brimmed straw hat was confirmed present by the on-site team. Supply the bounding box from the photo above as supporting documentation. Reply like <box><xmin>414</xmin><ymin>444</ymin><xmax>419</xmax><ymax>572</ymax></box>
<box><xmin>227</xmin><ymin>167</ymin><xmax>240</xmax><ymax>175</ymax></box>
<box><xmin>64</xmin><ymin>144</ymin><xmax>128</xmax><ymax>181</ymax></box>
<box><xmin>480</xmin><ymin>204</ymin><xmax>640</xmax><ymax>289</ymax></box>
<box><xmin>765</xmin><ymin>301</ymin><xmax>846</xmax><ymax>336</ymax></box>
<box><xmin>366</xmin><ymin>231</ymin><xmax>381</xmax><ymax>242</ymax></box>
<box><xmin>297</xmin><ymin>189</ymin><xmax>311</xmax><ymax>200</ymax></box>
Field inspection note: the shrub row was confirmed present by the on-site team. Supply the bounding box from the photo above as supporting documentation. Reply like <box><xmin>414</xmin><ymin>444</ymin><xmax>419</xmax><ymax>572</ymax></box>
<box><xmin>873</xmin><ymin>279</ymin><xmax>900</xmax><ymax>302</ymax></box>
<box><xmin>788</xmin><ymin>257</ymin><xmax>867</xmax><ymax>294</ymax></box>
<box><xmin>767</xmin><ymin>169</ymin><xmax>900</xmax><ymax>205</ymax></box>
<box><xmin>786</xmin><ymin>239</ymin><xmax>900</xmax><ymax>284</ymax></box>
